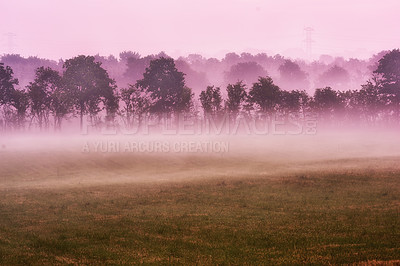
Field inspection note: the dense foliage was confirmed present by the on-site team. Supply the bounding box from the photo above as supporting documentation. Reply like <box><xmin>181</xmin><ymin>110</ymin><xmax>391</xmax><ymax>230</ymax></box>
<box><xmin>1</xmin><ymin>49</ymin><xmax>400</xmax><ymax>131</ymax></box>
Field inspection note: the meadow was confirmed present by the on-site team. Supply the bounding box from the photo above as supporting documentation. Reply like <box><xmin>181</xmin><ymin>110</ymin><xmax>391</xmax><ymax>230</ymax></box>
<box><xmin>0</xmin><ymin>132</ymin><xmax>399</xmax><ymax>264</ymax></box>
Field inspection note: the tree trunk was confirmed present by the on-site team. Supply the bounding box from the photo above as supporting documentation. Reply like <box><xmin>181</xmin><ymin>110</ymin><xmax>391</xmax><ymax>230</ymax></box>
<box><xmin>80</xmin><ymin>107</ymin><xmax>84</xmax><ymax>131</ymax></box>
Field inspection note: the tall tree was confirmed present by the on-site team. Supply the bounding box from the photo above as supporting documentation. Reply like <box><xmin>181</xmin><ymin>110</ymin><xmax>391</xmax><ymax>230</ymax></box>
<box><xmin>0</xmin><ymin>63</ymin><xmax>20</xmax><ymax>129</ymax></box>
<box><xmin>27</xmin><ymin>67</ymin><xmax>72</xmax><ymax>130</ymax></box>
<box><xmin>177</xmin><ymin>86</ymin><xmax>195</xmax><ymax>114</ymax></box>
<box><xmin>174</xmin><ymin>60</ymin><xmax>208</xmax><ymax>93</ymax></box>
<box><xmin>199</xmin><ymin>85</ymin><xmax>223</xmax><ymax>118</ymax></box>
<box><xmin>278</xmin><ymin>60</ymin><xmax>309</xmax><ymax>90</ymax></box>
<box><xmin>317</xmin><ymin>65</ymin><xmax>350</xmax><ymax>90</ymax></box>
<box><xmin>226</xmin><ymin>81</ymin><xmax>247</xmax><ymax>120</ymax></box>
<box><xmin>355</xmin><ymin>79</ymin><xmax>387</xmax><ymax>124</ymax></box>
<box><xmin>312</xmin><ymin>87</ymin><xmax>342</xmax><ymax>121</ymax></box>
<box><xmin>27</xmin><ymin>67</ymin><xmax>58</xmax><ymax>129</ymax></box>
<box><xmin>122</xmin><ymin>53</ymin><xmax>150</xmax><ymax>85</ymax></box>
<box><xmin>63</xmin><ymin>55</ymin><xmax>118</xmax><ymax>129</ymax></box>
<box><xmin>50</xmin><ymin>82</ymin><xmax>73</xmax><ymax>131</ymax></box>
<box><xmin>120</xmin><ymin>85</ymin><xmax>149</xmax><ymax>128</ymax></box>
<box><xmin>225</xmin><ymin>62</ymin><xmax>267</xmax><ymax>85</ymax></box>
<box><xmin>10</xmin><ymin>89</ymin><xmax>29</xmax><ymax>128</ymax></box>
<box><xmin>248</xmin><ymin>76</ymin><xmax>281</xmax><ymax>115</ymax></box>
<box><xmin>373</xmin><ymin>49</ymin><xmax>400</xmax><ymax>120</ymax></box>
<box><xmin>136</xmin><ymin>57</ymin><xmax>192</xmax><ymax>117</ymax></box>
<box><xmin>279</xmin><ymin>90</ymin><xmax>310</xmax><ymax>118</ymax></box>
<box><xmin>0</xmin><ymin>63</ymin><xmax>19</xmax><ymax>106</ymax></box>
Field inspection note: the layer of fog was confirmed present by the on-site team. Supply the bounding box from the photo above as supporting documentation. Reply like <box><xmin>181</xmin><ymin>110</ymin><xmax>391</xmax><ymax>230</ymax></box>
<box><xmin>0</xmin><ymin>129</ymin><xmax>399</xmax><ymax>190</ymax></box>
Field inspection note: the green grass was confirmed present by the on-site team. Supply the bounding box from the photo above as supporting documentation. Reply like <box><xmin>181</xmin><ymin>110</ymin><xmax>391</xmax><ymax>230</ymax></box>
<box><xmin>0</xmin><ymin>158</ymin><xmax>399</xmax><ymax>265</ymax></box>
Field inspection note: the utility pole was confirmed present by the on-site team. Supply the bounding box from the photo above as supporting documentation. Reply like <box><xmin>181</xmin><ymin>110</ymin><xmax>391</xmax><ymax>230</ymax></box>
<box><xmin>303</xmin><ymin>27</ymin><xmax>314</xmax><ymax>61</ymax></box>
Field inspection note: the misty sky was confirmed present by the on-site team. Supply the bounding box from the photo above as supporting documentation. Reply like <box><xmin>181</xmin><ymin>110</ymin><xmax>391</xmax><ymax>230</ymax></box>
<box><xmin>1</xmin><ymin>0</ymin><xmax>399</xmax><ymax>60</ymax></box>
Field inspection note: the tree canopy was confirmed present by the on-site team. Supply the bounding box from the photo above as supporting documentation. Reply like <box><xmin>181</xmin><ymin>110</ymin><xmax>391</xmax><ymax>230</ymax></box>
<box><xmin>226</xmin><ymin>81</ymin><xmax>247</xmax><ymax>118</ymax></box>
<box><xmin>278</xmin><ymin>60</ymin><xmax>309</xmax><ymax>90</ymax></box>
<box><xmin>136</xmin><ymin>57</ymin><xmax>192</xmax><ymax>115</ymax></box>
<box><xmin>248</xmin><ymin>76</ymin><xmax>281</xmax><ymax>114</ymax></box>
<box><xmin>63</xmin><ymin>55</ymin><xmax>118</xmax><ymax>128</ymax></box>
<box><xmin>374</xmin><ymin>49</ymin><xmax>400</xmax><ymax>116</ymax></box>
<box><xmin>0</xmin><ymin>63</ymin><xmax>19</xmax><ymax>106</ymax></box>
<box><xmin>199</xmin><ymin>85</ymin><xmax>223</xmax><ymax>118</ymax></box>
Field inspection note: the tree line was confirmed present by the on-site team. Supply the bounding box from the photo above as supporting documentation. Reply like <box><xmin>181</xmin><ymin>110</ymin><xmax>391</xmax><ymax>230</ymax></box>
<box><xmin>1</xmin><ymin>49</ymin><xmax>400</xmax><ymax>132</ymax></box>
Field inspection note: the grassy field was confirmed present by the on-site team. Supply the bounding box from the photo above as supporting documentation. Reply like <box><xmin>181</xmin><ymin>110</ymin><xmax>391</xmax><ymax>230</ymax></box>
<box><xmin>0</xmin><ymin>135</ymin><xmax>399</xmax><ymax>264</ymax></box>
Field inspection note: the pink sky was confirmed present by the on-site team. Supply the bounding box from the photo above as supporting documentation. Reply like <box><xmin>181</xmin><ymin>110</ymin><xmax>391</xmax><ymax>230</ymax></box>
<box><xmin>1</xmin><ymin>0</ymin><xmax>399</xmax><ymax>60</ymax></box>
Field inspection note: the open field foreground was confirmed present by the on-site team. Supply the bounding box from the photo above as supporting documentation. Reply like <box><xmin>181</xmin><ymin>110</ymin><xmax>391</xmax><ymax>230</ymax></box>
<box><xmin>0</xmin><ymin>133</ymin><xmax>399</xmax><ymax>264</ymax></box>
